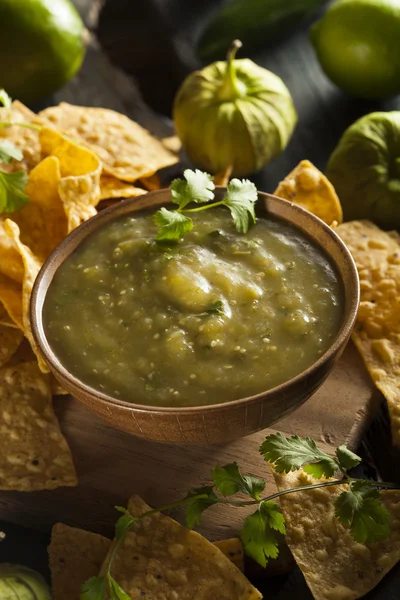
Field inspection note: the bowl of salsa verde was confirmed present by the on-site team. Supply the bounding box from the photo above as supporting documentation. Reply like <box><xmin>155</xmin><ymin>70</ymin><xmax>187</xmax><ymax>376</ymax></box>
<box><xmin>31</xmin><ymin>185</ymin><xmax>359</xmax><ymax>445</ymax></box>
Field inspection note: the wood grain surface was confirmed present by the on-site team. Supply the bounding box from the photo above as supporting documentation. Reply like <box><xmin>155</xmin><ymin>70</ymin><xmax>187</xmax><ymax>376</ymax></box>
<box><xmin>0</xmin><ymin>343</ymin><xmax>379</xmax><ymax>540</ymax></box>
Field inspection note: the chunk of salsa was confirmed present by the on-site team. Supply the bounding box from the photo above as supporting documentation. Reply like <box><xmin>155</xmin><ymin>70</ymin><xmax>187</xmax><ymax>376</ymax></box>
<box><xmin>43</xmin><ymin>208</ymin><xmax>343</xmax><ymax>407</ymax></box>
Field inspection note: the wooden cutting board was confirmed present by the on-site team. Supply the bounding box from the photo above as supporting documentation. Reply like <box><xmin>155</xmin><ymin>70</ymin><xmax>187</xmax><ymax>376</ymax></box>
<box><xmin>0</xmin><ymin>341</ymin><xmax>381</xmax><ymax>540</ymax></box>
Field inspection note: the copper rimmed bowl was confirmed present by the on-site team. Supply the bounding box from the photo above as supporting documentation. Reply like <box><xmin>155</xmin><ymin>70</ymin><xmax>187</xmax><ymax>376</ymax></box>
<box><xmin>30</xmin><ymin>189</ymin><xmax>359</xmax><ymax>446</ymax></box>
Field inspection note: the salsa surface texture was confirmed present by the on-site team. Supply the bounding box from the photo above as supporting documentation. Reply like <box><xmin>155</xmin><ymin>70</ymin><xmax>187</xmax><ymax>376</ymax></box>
<box><xmin>44</xmin><ymin>209</ymin><xmax>343</xmax><ymax>407</ymax></box>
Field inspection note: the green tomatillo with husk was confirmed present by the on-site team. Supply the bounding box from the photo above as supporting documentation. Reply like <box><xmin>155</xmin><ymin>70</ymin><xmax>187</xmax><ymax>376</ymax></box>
<box><xmin>173</xmin><ymin>40</ymin><xmax>297</xmax><ymax>177</ymax></box>
<box><xmin>327</xmin><ymin>111</ymin><xmax>400</xmax><ymax>230</ymax></box>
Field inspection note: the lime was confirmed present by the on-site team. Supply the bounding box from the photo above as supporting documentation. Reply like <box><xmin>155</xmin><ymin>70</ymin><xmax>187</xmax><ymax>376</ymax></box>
<box><xmin>310</xmin><ymin>0</ymin><xmax>400</xmax><ymax>99</ymax></box>
<box><xmin>0</xmin><ymin>0</ymin><xmax>87</xmax><ymax>104</ymax></box>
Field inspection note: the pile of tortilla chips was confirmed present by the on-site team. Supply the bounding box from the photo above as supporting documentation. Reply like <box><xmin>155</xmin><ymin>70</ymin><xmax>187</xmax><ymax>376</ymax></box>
<box><xmin>0</xmin><ymin>99</ymin><xmax>179</xmax><ymax>491</ymax></box>
<box><xmin>48</xmin><ymin>495</ymin><xmax>259</xmax><ymax>600</ymax></box>
<box><xmin>275</xmin><ymin>162</ymin><xmax>400</xmax><ymax>448</ymax></box>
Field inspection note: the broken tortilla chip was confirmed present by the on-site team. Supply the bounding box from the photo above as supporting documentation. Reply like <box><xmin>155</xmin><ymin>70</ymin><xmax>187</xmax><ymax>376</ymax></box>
<box><xmin>0</xmin><ymin>358</ymin><xmax>77</xmax><ymax>491</ymax></box>
<box><xmin>3</xmin><ymin>220</ymin><xmax>47</xmax><ymax>372</ymax></box>
<box><xmin>49</xmin><ymin>524</ymin><xmax>111</xmax><ymax>600</ymax></box>
<box><xmin>272</xmin><ymin>468</ymin><xmax>400</xmax><ymax>600</ymax></box>
<box><xmin>274</xmin><ymin>160</ymin><xmax>343</xmax><ymax>226</ymax></box>
<box><xmin>0</xmin><ymin>101</ymin><xmax>46</xmax><ymax>173</ymax></box>
<box><xmin>336</xmin><ymin>220</ymin><xmax>400</xmax><ymax>445</ymax></box>
<box><xmin>101</xmin><ymin>495</ymin><xmax>262</xmax><ymax>600</ymax></box>
<box><xmin>99</xmin><ymin>175</ymin><xmax>146</xmax><ymax>200</ymax></box>
<box><xmin>39</xmin><ymin>103</ymin><xmax>178</xmax><ymax>182</ymax></box>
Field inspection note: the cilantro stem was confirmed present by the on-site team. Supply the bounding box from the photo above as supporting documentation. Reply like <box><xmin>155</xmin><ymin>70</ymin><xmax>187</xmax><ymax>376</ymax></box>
<box><xmin>0</xmin><ymin>121</ymin><xmax>41</xmax><ymax>131</ymax></box>
<box><xmin>183</xmin><ymin>200</ymin><xmax>225</xmax><ymax>213</ymax></box>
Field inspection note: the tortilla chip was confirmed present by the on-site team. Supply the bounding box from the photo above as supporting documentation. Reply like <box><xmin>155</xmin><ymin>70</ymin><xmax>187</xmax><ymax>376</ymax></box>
<box><xmin>3</xmin><ymin>220</ymin><xmax>47</xmax><ymax>371</ymax></box>
<box><xmin>49</xmin><ymin>524</ymin><xmax>111</xmax><ymax>600</ymax></box>
<box><xmin>0</xmin><ymin>320</ymin><xmax>23</xmax><ymax>368</ymax></box>
<box><xmin>39</xmin><ymin>127</ymin><xmax>102</xmax><ymax>231</ymax></box>
<box><xmin>0</xmin><ymin>221</ymin><xmax>24</xmax><ymax>283</ymax></box>
<box><xmin>139</xmin><ymin>173</ymin><xmax>161</xmax><ymax>191</ymax></box>
<box><xmin>272</xmin><ymin>468</ymin><xmax>400</xmax><ymax>600</ymax></box>
<box><xmin>0</xmin><ymin>272</ymin><xmax>23</xmax><ymax>330</ymax></box>
<box><xmin>102</xmin><ymin>495</ymin><xmax>262</xmax><ymax>600</ymax></box>
<box><xmin>274</xmin><ymin>160</ymin><xmax>343</xmax><ymax>226</ymax></box>
<box><xmin>99</xmin><ymin>175</ymin><xmax>146</xmax><ymax>200</ymax></box>
<box><xmin>214</xmin><ymin>538</ymin><xmax>244</xmax><ymax>572</ymax></box>
<box><xmin>162</xmin><ymin>134</ymin><xmax>181</xmax><ymax>155</ymax></box>
<box><xmin>9</xmin><ymin>157</ymin><xmax>66</xmax><ymax>262</ymax></box>
<box><xmin>39</xmin><ymin>103</ymin><xmax>178</xmax><ymax>181</ymax></box>
<box><xmin>0</xmin><ymin>359</ymin><xmax>77</xmax><ymax>491</ymax></box>
<box><xmin>336</xmin><ymin>220</ymin><xmax>400</xmax><ymax>444</ymax></box>
<box><xmin>0</xmin><ymin>101</ymin><xmax>45</xmax><ymax>173</ymax></box>
<box><xmin>49</xmin><ymin>524</ymin><xmax>244</xmax><ymax>600</ymax></box>
<box><xmin>51</xmin><ymin>376</ymin><xmax>68</xmax><ymax>396</ymax></box>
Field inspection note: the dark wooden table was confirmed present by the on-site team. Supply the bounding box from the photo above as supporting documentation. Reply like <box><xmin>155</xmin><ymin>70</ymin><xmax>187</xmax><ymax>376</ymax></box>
<box><xmin>1</xmin><ymin>1</ymin><xmax>400</xmax><ymax>597</ymax></box>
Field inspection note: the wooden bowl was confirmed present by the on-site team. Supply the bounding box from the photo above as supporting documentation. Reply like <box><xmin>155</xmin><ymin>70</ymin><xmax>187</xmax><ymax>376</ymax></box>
<box><xmin>31</xmin><ymin>189</ymin><xmax>359</xmax><ymax>445</ymax></box>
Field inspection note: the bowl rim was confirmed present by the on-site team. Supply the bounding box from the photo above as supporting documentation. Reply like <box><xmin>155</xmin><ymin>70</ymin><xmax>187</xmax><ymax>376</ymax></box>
<box><xmin>30</xmin><ymin>188</ymin><xmax>360</xmax><ymax>415</ymax></box>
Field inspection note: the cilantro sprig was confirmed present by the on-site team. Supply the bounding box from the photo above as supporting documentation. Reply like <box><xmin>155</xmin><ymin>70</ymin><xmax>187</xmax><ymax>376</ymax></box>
<box><xmin>81</xmin><ymin>433</ymin><xmax>398</xmax><ymax>599</ymax></box>
<box><xmin>155</xmin><ymin>169</ymin><xmax>257</xmax><ymax>242</ymax></box>
<box><xmin>0</xmin><ymin>89</ymin><xmax>33</xmax><ymax>213</ymax></box>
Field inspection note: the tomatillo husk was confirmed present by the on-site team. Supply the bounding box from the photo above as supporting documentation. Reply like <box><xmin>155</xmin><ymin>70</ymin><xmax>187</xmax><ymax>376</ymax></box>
<box><xmin>173</xmin><ymin>41</ymin><xmax>297</xmax><ymax>177</ymax></box>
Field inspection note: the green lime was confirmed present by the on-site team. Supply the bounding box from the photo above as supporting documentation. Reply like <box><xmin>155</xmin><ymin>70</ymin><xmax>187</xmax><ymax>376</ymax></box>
<box><xmin>311</xmin><ymin>0</ymin><xmax>400</xmax><ymax>99</ymax></box>
<box><xmin>0</xmin><ymin>0</ymin><xmax>87</xmax><ymax>104</ymax></box>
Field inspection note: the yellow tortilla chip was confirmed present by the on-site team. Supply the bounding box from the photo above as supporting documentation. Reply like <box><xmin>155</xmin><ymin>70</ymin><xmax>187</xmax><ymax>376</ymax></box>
<box><xmin>274</xmin><ymin>160</ymin><xmax>343</xmax><ymax>226</ymax></box>
<box><xmin>139</xmin><ymin>173</ymin><xmax>161</xmax><ymax>191</ymax></box>
<box><xmin>102</xmin><ymin>495</ymin><xmax>262</xmax><ymax>600</ymax></box>
<box><xmin>0</xmin><ymin>272</ymin><xmax>23</xmax><ymax>330</ymax></box>
<box><xmin>0</xmin><ymin>221</ymin><xmax>24</xmax><ymax>283</ymax></box>
<box><xmin>39</xmin><ymin>103</ymin><xmax>178</xmax><ymax>181</ymax></box>
<box><xmin>51</xmin><ymin>376</ymin><xmax>68</xmax><ymax>396</ymax></box>
<box><xmin>0</xmin><ymin>101</ymin><xmax>46</xmax><ymax>173</ymax></box>
<box><xmin>99</xmin><ymin>175</ymin><xmax>146</xmax><ymax>200</ymax></box>
<box><xmin>0</xmin><ymin>324</ymin><xmax>23</xmax><ymax>367</ymax></box>
<box><xmin>49</xmin><ymin>524</ymin><xmax>111</xmax><ymax>600</ymax></box>
<box><xmin>336</xmin><ymin>220</ymin><xmax>400</xmax><ymax>444</ymax></box>
<box><xmin>162</xmin><ymin>134</ymin><xmax>181</xmax><ymax>155</ymax></box>
<box><xmin>272</xmin><ymin>468</ymin><xmax>400</xmax><ymax>600</ymax></box>
<box><xmin>0</xmin><ymin>358</ymin><xmax>77</xmax><ymax>491</ymax></box>
<box><xmin>214</xmin><ymin>538</ymin><xmax>244</xmax><ymax>572</ymax></box>
<box><xmin>10</xmin><ymin>156</ymin><xmax>66</xmax><ymax>262</ymax></box>
<box><xmin>39</xmin><ymin>127</ymin><xmax>102</xmax><ymax>231</ymax></box>
<box><xmin>48</xmin><ymin>524</ymin><xmax>244</xmax><ymax>600</ymax></box>
<box><xmin>3</xmin><ymin>220</ymin><xmax>47</xmax><ymax>371</ymax></box>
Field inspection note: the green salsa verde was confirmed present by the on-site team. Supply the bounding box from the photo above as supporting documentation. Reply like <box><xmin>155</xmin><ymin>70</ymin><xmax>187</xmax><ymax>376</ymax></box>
<box><xmin>44</xmin><ymin>208</ymin><xmax>343</xmax><ymax>407</ymax></box>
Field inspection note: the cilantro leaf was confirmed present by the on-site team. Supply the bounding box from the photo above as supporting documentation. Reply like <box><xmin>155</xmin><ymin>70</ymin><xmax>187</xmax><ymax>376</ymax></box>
<box><xmin>335</xmin><ymin>445</ymin><xmax>362</xmax><ymax>472</ymax></box>
<box><xmin>260</xmin><ymin>433</ymin><xmax>339</xmax><ymax>477</ymax></box>
<box><xmin>240</xmin><ymin>503</ymin><xmax>282</xmax><ymax>567</ymax></box>
<box><xmin>212</xmin><ymin>462</ymin><xmax>266</xmax><ymax>500</ymax></box>
<box><xmin>335</xmin><ymin>480</ymin><xmax>390</xmax><ymax>543</ymax></box>
<box><xmin>170</xmin><ymin>169</ymin><xmax>215</xmax><ymax>209</ymax></box>
<box><xmin>0</xmin><ymin>140</ymin><xmax>22</xmax><ymax>164</ymax></box>
<box><xmin>222</xmin><ymin>178</ymin><xmax>257</xmax><ymax>234</ymax></box>
<box><xmin>261</xmin><ymin>501</ymin><xmax>286</xmax><ymax>535</ymax></box>
<box><xmin>154</xmin><ymin>207</ymin><xmax>193</xmax><ymax>242</ymax></box>
<box><xmin>109</xmin><ymin>576</ymin><xmax>130</xmax><ymax>600</ymax></box>
<box><xmin>0</xmin><ymin>89</ymin><xmax>11</xmax><ymax>109</ymax></box>
<box><xmin>0</xmin><ymin>170</ymin><xmax>29</xmax><ymax>213</ymax></box>
<box><xmin>184</xmin><ymin>486</ymin><xmax>220</xmax><ymax>529</ymax></box>
<box><xmin>80</xmin><ymin>575</ymin><xmax>106</xmax><ymax>600</ymax></box>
